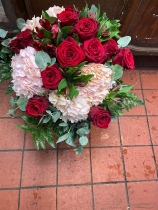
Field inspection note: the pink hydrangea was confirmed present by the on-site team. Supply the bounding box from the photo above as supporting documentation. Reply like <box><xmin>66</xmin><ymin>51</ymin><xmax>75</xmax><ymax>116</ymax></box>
<box><xmin>11</xmin><ymin>46</ymin><xmax>44</xmax><ymax>98</ymax></box>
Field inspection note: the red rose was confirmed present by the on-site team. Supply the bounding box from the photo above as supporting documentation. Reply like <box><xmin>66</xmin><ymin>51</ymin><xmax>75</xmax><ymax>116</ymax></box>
<box><xmin>82</xmin><ymin>38</ymin><xmax>105</xmax><ymax>63</ymax></box>
<box><xmin>26</xmin><ymin>96</ymin><xmax>49</xmax><ymax>118</ymax></box>
<box><xmin>89</xmin><ymin>106</ymin><xmax>111</xmax><ymax>129</ymax></box>
<box><xmin>57</xmin><ymin>37</ymin><xmax>85</xmax><ymax>67</ymax></box>
<box><xmin>9</xmin><ymin>29</ymin><xmax>33</xmax><ymax>53</ymax></box>
<box><xmin>64</xmin><ymin>5</ymin><xmax>76</xmax><ymax>11</ymax></box>
<box><xmin>113</xmin><ymin>48</ymin><xmax>135</xmax><ymax>69</ymax></box>
<box><xmin>41</xmin><ymin>64</ymin><xmax>62</xmax><ymax>89</ymax></box>
<box><xmin>75</xmin><ymin>18</ymin><xmax>100</xmax><ymax>41</ymax></box>
<box><xmin>102</xmin><ymin>39</ymin><xmax>119</xmax><ymax>61</ymax></box>
<box><xmin>57</xmin><ymin>10</ymin><xmax>79</xmax><ymax>26</ymax></box>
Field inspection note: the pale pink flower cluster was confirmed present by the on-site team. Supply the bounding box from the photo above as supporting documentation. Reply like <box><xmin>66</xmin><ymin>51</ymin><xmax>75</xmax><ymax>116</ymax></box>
<box><xmin>46</xmin><ymin>6</ymin><xmax>65</xmax><ymax>17</ymax></box>
<box><xmin>11</xmin><ymin>47</ymin><xmax>44</xmax><ymax>98</ymax></box>
<box><xmin>22</xmin><ymin>16</ymin><xmax>41</xmax><ymax>32</ymax></box>
<box><xmin>78</xmin><ymin>63</ymin><xmax>113</xmax><ymax>106</ymax></box>
<box><xmin>49</xmin><ymin>92</ymin><xmax>91</xmax><ymax>123</ymax></box>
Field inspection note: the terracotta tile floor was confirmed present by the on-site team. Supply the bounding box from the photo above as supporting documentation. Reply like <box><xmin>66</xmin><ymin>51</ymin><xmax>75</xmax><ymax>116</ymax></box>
<box><xmin>0</xmin><ymin>69</ymin><xmax>158</xmax><ymax>210</ymax></box>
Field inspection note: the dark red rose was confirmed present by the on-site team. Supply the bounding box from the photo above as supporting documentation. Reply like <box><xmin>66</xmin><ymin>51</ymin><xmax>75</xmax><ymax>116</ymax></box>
<box><xmin>75</xmin><ymin>18</ymin><xmax>100</xmax><ymax>41</ymax></box>
<box><xmin>44</xmin><ymin>43</ymin><xmax>57</xmax><ymax>58</ymax></box>
<box><xmin>8</xmin><ymin>38</ymin><xmax>21</xmax><ymax>54</ymax></box>
<box><xmin>34</xmin><ymin>27</ymin><xmax>45</xmax><ymax>39</ymax></box>
<box><xmin>89</xmin><ymin>106</ymin><xmax>111</xmax><ymax>129</ymax></box>
<box><xmin>57</xmin><ymin>37</ymin><xmax>85</xmax><ymax>67</ymax></box>
<box><xmin>39</xmin><ymin>18</ymin><xmax>51</xmax><ymax>31</ymax></box>
<box><xmin>41</xmin><ymin>64</ymin><xmax>62</xmax><ymax>89</ymax></box>
<box><xmin>113</xmin><ymin>48</ymin><xmax>135</xmax><ymax>69</ymax></box>
<box><xmin>32</xmin><ymin>40</ymin><xmax>42</xmax><ymax>51</ymax></box>
<box><xmin>26</xmin><ymin>96</ymin><xmax>49</xmax><ymax>118</ymax></box>
<box><xmin>102</xmin><ymin>39</ymin><xmax>119</xmax><ymax>61</ymax></box>
<box><xmin>16</xmin><ymin>29</ymin><xmax>33</xmax><ymax>49</ymax></box>
<box><xmin>57</xmin><ymin>10</ymin><xmax>79</xmax><ymax>26</ymax></box>
<box><xmin>64</xmin><ymin>5</ymin><xmax>76</xmax><ymax>11</ymax></box>
<box><xmin>82</xmin><ymin>38</ymin><xmax>105</xmax><ymax>63</ymax></box>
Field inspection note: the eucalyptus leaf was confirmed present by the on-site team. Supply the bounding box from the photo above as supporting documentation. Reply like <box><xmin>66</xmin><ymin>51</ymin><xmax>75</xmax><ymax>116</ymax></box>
<box><xmin>8</xmin><ymin>109</ymin><xmax>16</xmax><ymax>115</ymax></box>
<box><xmin>16</xmin><ymin>97</ymin><xmax>28</xmax><ymax>111</ymax></box>
<box><xmin>79</xmin><ymin>136</ymin><xmax>88</xmax><ymax>146</ymax></box>
<box><xmin>74</xmin><ymin>144</ymin><xmax>83</xmax><ymax>155</ymax></box>
<box><xmin>10</xmin><ymin>96</ymin><xmax>15</xmax><ymax>107</ymax></box>
<box><xmin>112</xmin><ymin>64</ymin><xmax>123</xmax><ymax>80</ymax></box>
<box><xmin>16</xmin><ymin>18</ymin><xmax>25</xmax><ymax>30</ymax></box>
<box><xmin>35</xmin><ymin>51</ymin><xmax>51</xmax><ymax>70</ymax></box>
<box><xmin>43</xmin><ymin>115</ymin><xmax>51</xmax><ymax>123</ymax></box>
<box><xmin>90</xmin><ymin>4</ymin><xmax>98</xmax><ymax>14</ymax></box>
<box><xmin>1</xmin><ymin>39</ymin><xmax>11</xmax><ymax>47</ymax></box>
<box><xmin>117</xmin><ymin>36</ymin><xmax>131</xmax><ymax>48</ymax></box>
<box><xmin>59</xmin><ymin>122</ymin><xmax>68</xmax><ymax>127</ymax></box>
<box><xmin>0</xmin><ymin>29</ymin><xmax>8</xmax><ymax>38</ymax></box>
<box><xmin>65</xmin><ymin>133</ymin><xmax>76</xmax><ymax>146</ymax></box>
<box><xmin>50</xmin><ymin>57</ymin><xmax>56</xmax><ymax>66</ymax></box>
<box><xmin>76</xmin><ymin>127</ymin><xmax>90</xmax><ymax>136</ymax></box>
<box><xmin>56</xmin><ymin>133</ymin><xmax>70</xmax><ymax>143</ymax></box>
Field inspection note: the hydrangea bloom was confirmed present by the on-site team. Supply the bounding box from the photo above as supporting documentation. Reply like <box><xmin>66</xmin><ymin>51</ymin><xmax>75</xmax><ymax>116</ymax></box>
<box><xmin>46</xmin><ymin>6</ymin><xmax>65</xmax><ymax>17</ymax></box>
<box><xmin>11</xmin><ymin>47</ymin><xmax>44</xmax><ymax>98</ymax></box>
<box><xmin>49</xmin><ymin>92</ymin><xmax>91</xmax><ymax>123</ymax></box>
<box><xmin>78</xmin><ymin>63</ymin><xmax>113</xmax><ymax>105</ymax></box>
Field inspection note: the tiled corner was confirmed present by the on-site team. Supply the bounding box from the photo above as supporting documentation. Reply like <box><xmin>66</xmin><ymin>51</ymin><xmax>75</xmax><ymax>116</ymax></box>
<box><xmin>22</xmin><ymin>150</ymin><xmax>57</xmax><ymax>187</ymax></box>
<box><xmin>58</xmin><ymin>149</ymin><xmax>91</xmax><ymax>185</ymax></box>
<box><xmin>0</xmin><ymin>190</ymin><xmax>19</xmax><ymax>210</ymax></box>
<box><xmin>121</xmin><ymin>70</ymin><xmax>141</xmax><ymax>89</ymax></box>
<box><xmin>119</xmin><ymin>116</ymin><xmax>150</xmax><ymax>145</ymax></box>
<box><xmin>0</xmin><ymin>152</ymin><xmax>22</xmax><ymax>188</ymax></box>
<box><xmin>91</xmin><ymin>148</ymin><xmax>124</xmax><ymax>182</ymax></box>
<box><xmin>90</xmin><ymin>121</ymin><xmax>120</xmax><ymax>147</ymax></box>
<box><xmin>57</xmin><ymin>186</ymin><xmax>92</xmax><ymax>210</ymax></box>
<box><xmin>93</xmin><ymin>183</ymin><xmax>128</xmax><ymax>210</ymax></box>
<box><xmin>128</xmin><ymin>182</ymin><xmax>158</xmax><ymax>209</ymax></box>
<box><xmin>123</xmin><ymin>146</ymin><xmax>156</xmax><ymax>180</ymax></box>
<box><xmin>20</xmin><ymin>187</ymin><xmax>56</xmax><ymax>210</ymax></box>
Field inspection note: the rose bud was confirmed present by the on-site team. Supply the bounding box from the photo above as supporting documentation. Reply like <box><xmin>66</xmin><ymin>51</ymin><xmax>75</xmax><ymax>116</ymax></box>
<box><xmin>111</xmin><ymin>84</ymin><xmax>121</xmax><ymax>92</ymax></box>
<box><xmin>73</xmin><ymin>70</ymin><xmax>81</xmax><ymax>76</ymax></box>
<box><xmin>74</xmin><ymin>82</ymin><xmax>86</xmax><ymax>87</ymax></box>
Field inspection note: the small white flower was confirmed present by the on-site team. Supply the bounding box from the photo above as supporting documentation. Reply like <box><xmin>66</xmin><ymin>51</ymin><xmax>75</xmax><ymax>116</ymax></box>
<box><xmin>46</xmin><ymin>6</ymin><xmax>65</xmax><ymax>17</ymax></box>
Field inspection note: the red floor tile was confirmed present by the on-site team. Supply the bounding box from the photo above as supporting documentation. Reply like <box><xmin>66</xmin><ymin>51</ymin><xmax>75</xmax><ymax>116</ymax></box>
<box><xmin>123</xmin><ymin>90</ymin><xmax>145</xmax><ymax>115</ymax></box>
<box><xmin>123</xmin><ymin>146</ymin><xmax>156</xmax><ymax>181</ymax></box>
<box><xmin>20</xmin><ymin>187</ymin><xmax>56</xmax><ymax>210</ymax></box>
<box><xmin>148</xmin><ymin>116</ymin><xmax>158</xmax><ymax>145</ymax></box>
<box><xmin>0</xmin><ymin>79</ymin><xmax>11</xmax><ymax>89</ymax></box>
<box><xmin>22</xmin><ymin>150</ymin><xmax>56</xmax><ymax>187</ymax></box>
<box><xmin>128</xmin><ymin>182</ymin><xmax>158</xmax><ymax>210</ymax></box>
<box><xmin>93</xmin><ymin>183</ymin><xmax>127</xmax><ymax>210</ymax></box>
<box><xmin>0</xmin><ymin>152</ymin><xmax>22</xmax><ymax>188</ymax></box>
<box><xmin>121</xmin><ymin>70</ymin><xmax>141</xmax><ymax>89</ymax></box>
<box><xmin>153</xmin><ymin>146</ymin><xmax>158</xmax><ymax>170</ymax></box>
<box><xmin>0</xmin><ymin>90</ymin><xmax>23</xmax><ymax>117</ymax></box>
<box><xmin>58</xmin><ymin>149</ymin><xmax>91</xmax><ymax>185</ymax></box>
<box><xmin>57</xmin><ymin>186</ymin><xmax>92</xmax><ymax>210</ymax></box>
<box><xmin>91</xmin><ymin>148</ymin><xmax>124</xmax><ymax>182</ymax></box>
<box><xmin>0</xmin><ymin>190</ymin><xmax>19</xmax><ymax>210</ymax></box>
<box><xmin>0</xmin><ymin>119</ymin><xmax>24</xmax><ymax>150</ymax></box>
<box><xmin>90</xmin><ymin>121</ymin><xmax>120</xmax><ymax>147</ymax></box>
<box><xmin>143</xmin><ymin>90</ymin><xmax>158</xmax><ymax>115</ymax></box>
<box><xmin>119</xmin><ymin>117</ymin><xmax>150</xmax><ymax>145</ymax></box>
<box><xmin>140</xmin><ymin>70</ymin><xmax>158</xmax><ymax>89</ymax></box>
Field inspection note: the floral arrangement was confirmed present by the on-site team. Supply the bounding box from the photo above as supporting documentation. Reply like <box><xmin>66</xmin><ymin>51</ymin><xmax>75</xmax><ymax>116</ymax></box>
<box><xmin>0</xmin><ymin>4</ymin><xmax>144</xmax><ymax>154</ymax></box>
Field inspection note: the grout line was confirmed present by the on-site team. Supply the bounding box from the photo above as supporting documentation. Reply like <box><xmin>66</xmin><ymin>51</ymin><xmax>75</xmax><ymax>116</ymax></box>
<box><xmin>89</xmin><ymin>134</ymin><xmax>95</xmax><ymax>210</ymax></box>
<box><xmin>138</xmin><ymin>71</ymin><xmax>158</xmax><ymax>178</ymax></box>
<box><xmin>56</xmin><ymin>145</ymin><xmax>59</xmax><ymax>210</ymax></box>
<box><xmin>18</xmin><ymin>130</ymin><xmax>26</xmax><ymax>210</ymax></box>
<box><xmin>1</xmin><ymin>179</ymin><xmax>158</xmax><ymax>191</ymax></box>
<box><xmin>117</xmin><ymin>117</ymin><xmax>130</xmax><ymax>208</ymax></box>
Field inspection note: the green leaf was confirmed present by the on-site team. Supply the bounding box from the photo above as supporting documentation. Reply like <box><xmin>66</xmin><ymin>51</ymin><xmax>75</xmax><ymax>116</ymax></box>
<box><xmin>79</xmin><ymin>136</ymin><xmax>88</xmax><ymax>146</ymax></box>
<box><xmin>5</xmin><ymin>83</ymin><xmax>14</xmax><ymax>95</ymax></box>
<box><xmin>46</xmin><ymin>110</ymin><xmax>60</xmax><ymax>122</ymax></box>
<box><xmin>73</xmin><ymin>74</ymin><xmax>94</xmax><ymax>84</ymax></box>
<box><xmin>10</xmin><ymin>96</ymin><xmax>15</xmax><ymax>106</ymax></box>
<box><xmin>59</xmin><ymin>122</ymin><xmax>68</xmax><ymax>127</ymax></box>
<box><xmin>61</xmin><ymin>26</ymin><xmax>73</xmax><ymax>39</ymax></box>
<box><xmin>13</xmin><ymin>29</ymin><xmax>20</xmax><ymax>34</ymax></box>
<box><xmin>80</xmin><ymin>3</ymin><xmax>88</xmax><ymax>18</ymax></box>
<box><xmin>50</xmin><ymin>57</ymin><xmax>56</xmax><ymax>66</ymax></box>
<box><xmin>16</xmin><ymin>18</ymin><xmax>25</xmax><ymax>30</ymax></box>
<box><xmin>1</xmin><ymin>47</ymin><xmax>12</xmax><ymax>54</ymax></box>
<box><xmin>17</xmin><ymin>125</ymin><xmax>34</xmax><ymax>132</ymax></box>
<box><xmin>69</xmin><ymin>85</ymin><xmax>79</xmax><ymax>100</ymax></box>
<box><xmin>56</xmin><ymin>133</ymin><xmax>70</xmax><ymax>143</ymax></box>
<box><xmin>117</xmin><ymin>36</ymin><xmax>131</xmax><ymax>48</ymax></box>
<box><xmin>55</xmin><ymin>29</ymin><xmax>62</xmax><ymax>46</ymax></box>
<box><xmin>0</xmin><ymin>73</ymin><xmax>11</xmax><ymax>83</ymax></box>
<box><xmin>0</xmin><ymin>29</ymin><xmax>8</xmax><ymax>38</ymax></box>
<box><xmin>65</xmin><ymin>133</ymin><xmax>76</xmax><ymax>146</ymax></box>
<box><xmin>74</xmin><ymin>144</ymin><xmax>83</xmax><ymax>155</ymax></box>
<box><xmin>112</xmin><ymin>64</ymin><xmax>123</xmax><ymax>80</ymax></box>
<box><xmin>35</xmin><ymin>51</ymin><xmax>51</xmax><ymax>70</ymax></box>
<box><xmin>43</xmin><ymin>115</ymin><xmax>51</xmax><ymax>123</ymax></box>
<box><xmin>90</xmin><ymin>4</ymin><xmax>98</xmax><ymax>14</ymax></box>
<box><xmin>8</xmin><ymin>109</ymin><xmax>16</xmax><ymax>115</ymax></box>
<box><xmin>1</xmin><ymin>39</ymin><xmax>11</xmax><ymax>47</ymax></box>
<box><xmin>76</xmin><ymin>127</ymin><xmax>90</xmax><ymax>136</ymax></box>
<box><xmin>42</xmin><ymin>38</ymin><xmax>52</xmax><ymax>47</ymax></box>
<box><xmin>16</xmin><ymin>97</ymin><xmax>28</xmax><ymax>111</ymax></box>
<box><xmin>41</xmin><ymin>28</ymin><xmax>52</xmax><ymax>39</ymax></box>
<box><xmin>117</xmin><ymin>85</ymin><xmax>133</xmax><ymax>94</ymax></box>
<box><xmin>42</xmin><ymin>10</ymin><xmax>57</xmax><ymax>22</ymax></box>
<box><xmin>21</xmin><ymin>115</ymin><xmax>38</xmax><ymax>125</ymax></box>
<box><xmin>58</xmin><ymin>79</ymin><xmax>68</xmax><ymax>92</ymax></box>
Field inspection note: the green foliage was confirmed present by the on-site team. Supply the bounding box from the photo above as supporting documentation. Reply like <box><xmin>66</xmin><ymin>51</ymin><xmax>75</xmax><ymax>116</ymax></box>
<box><xmin>5</xmin><ymin>83</ymin><xmax>14</xmax><ymax>95</ymax></box>
<box><xmin>69</xmin><ymin>85</ymin><xmax>79</xmax><ymax>100</ymax></box>
<box><xmin>58</xmin><ymin>79</ymin><xmax>68</xmax><ymax>92</ymax></box>
<box><xmin>117</xmin><ymin>36</ymin><xmax>131</xmax><ymax>48</ymax></box>
<box><xmin>16</xmin><ymin>18</ymin><xmax>25</xmax><ymax>30</ymax></box>
<box><xmin>74</xmin><ymin>145</ymin><xmax>83</xmax><ymax>155</ymax></box>
<box><xmin>16</xmin><ymin>97</ymin><xmax>28</xmax><ymax>111</ymax></box>
<box><xmin>35</xmin><ymin>51</ymin><xmax>51</xmax><ymax>70</ymax></box>
<box><xmin>80</xmin><ymin>2</ymin><xmax>88</xmax><ymax>18</ymax></box>
<box><xmin>111</xmin><ymin>64</ymin><xmax>123</xmax><ymax>80</ymax></box>
<box><xmin>42</xmin><ymin>11</ymin><xmax>58</xmax><ymax>22</ymax></box>
<box><xmin>0</xmin><ymin>29</ymin><xmax>8</xmax><ymax>38</ymax></box>
<box><xmin>61</xmin><ymin>26</ymin><xmax>73</xmax><ymax>39</ymax></box>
